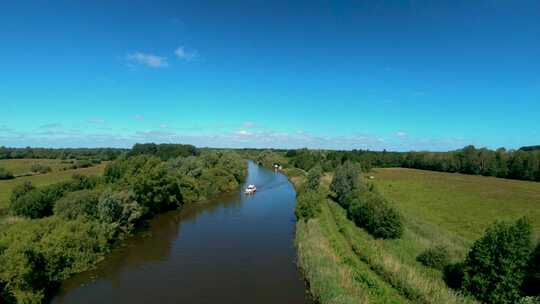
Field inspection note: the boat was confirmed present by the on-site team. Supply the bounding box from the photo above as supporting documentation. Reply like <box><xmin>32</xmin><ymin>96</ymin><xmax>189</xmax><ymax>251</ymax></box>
<box><xmin>245</xmin><ymin>184</ymin><xmax>257</xmax><ymax>194</ymax></box>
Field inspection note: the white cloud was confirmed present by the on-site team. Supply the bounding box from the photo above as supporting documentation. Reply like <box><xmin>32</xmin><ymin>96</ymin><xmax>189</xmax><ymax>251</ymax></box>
<box><xmin>235</xmin><ymin>130</ymin><xmax>252</xmax><ymax>136</ymax></box>
<box><xmin>126</xmin><ymin>52</ymin><xmax>168</xmax><ymax>68</ymax></box>
<box><xmin>395</xmin><ymin>131</ymin><xmax>408</xmax><ymax>138</ymax></box>
<box><xmin>174</xmin><ymin>46</ymin><xmax>197</xmax><ymax>61</ymax></box>
<box><xmin>133</xmin><ymin>115</ymin><xmax>145</xmax><ymax>121</ymax></box>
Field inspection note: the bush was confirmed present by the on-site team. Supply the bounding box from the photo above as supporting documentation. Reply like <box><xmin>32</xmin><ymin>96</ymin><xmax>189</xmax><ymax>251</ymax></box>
<box><xmin>523</xmin><ymin>242</ymin><xmax>540</xmax><ymax>296</ymax></box>
<box><xmin>10</xmin><ymin>181</ymin><xmax>35</xmax><ymax>205</ymax></box>
<box><xmin>462</xmin><ymin>217</ymin><xmax>532</xmax><ymax>304</ymax></box>
<box><xmin>128</xmin><ymin>162</ymin><xmax>183</xmax><ymax>214</ymax></box>
<box><xmin>177</xmin><ymin>175</ymin><xmax>201</xmax><ymax>204</ymax></box>
<box><xmin>97</xmin><ymin>190</ymin><xmax>143</xmax><ymax>234</ymax></box>
<box><xmin>10</xmin><ymin>189</ymin><xmax>54</xmax><ymax>219</ymax></box>
<box><xmin>198</xmin><ymin>167</ymin><xmax>238</xmax><ymax>198</ymax></box>
<box><xmin>417</xmin><ymin>245</ymin><xmax>450</xmax><ymax>270</ymax></box>
<box><xmin>295</xmin><ymin>190</ymin><xmax>323</xmax><ymax>221</ymax></box>
<box><xmin>0</xmin><ymin>167</ymin><xmax>14</xmax><ymax>180</ymax></box>
<box><xmin>71</xmin><ymin>159</ymin><xmax>92</xmax><ymax>169</ymax></box>
<box><xmin>30</xmin><ymin>164</ymin><xmax>51</xmax><ymax>174</ymax></box>
<box><xmin>330</xmin><ymin>161</ymin><xmax>360</xmax><ymax>203</ymax></box>
<box><xmin>347</xmin><ymin>190</ymin><xmax>403</xmax><ymax>239</ymax></box>
<box><xmin>306</xmin><ymin>165</ymin><xmax>322</xmax><ymax>190</ymax></box>
<box><xmin>0</xmin><ymin>217</ymin><xmax>111</xmax><ymax>302</ymax></box>
<box><xmin>444</xmin><ymin>262</ymin><xmax>465</xmax><ymax>290</ymax></box>
<box><xmin>53</xmin><ymin>190</ymin><xmax>100</xmax><ymax>220</ymax></box>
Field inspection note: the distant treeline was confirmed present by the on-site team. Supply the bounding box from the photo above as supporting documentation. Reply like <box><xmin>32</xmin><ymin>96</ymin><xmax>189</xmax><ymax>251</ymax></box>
<box><xmin>521</xmin><ymin>145</ymin><xmax>540</xmax><ymax>152</ymax></box>
<box><xmin>282</xmin><ymin>145</ymin><xmax>540</xmax><ymax>182</ymax></box>
<box><xmin>0</xmin><ymin>147</ymin><xmax>125</xmax><ymax>161</ymax></box>
<box><xmin>128</xmin><ymin>143</ymin><xmax>200</xmax><ymax>160</ymax></box>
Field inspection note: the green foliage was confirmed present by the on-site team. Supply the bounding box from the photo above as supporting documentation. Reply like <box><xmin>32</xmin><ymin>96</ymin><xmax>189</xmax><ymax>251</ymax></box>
<box><xmin>199</xmin><ymin>167</ymin><xmax>238</xmax><ymax>198</ymax></box>
<box><xmin>10</xmin><ymin>189</ymin><xmax>54</xmax><ymax>219</ymax></box>
<box><xmin>0</xmin><ymin>146</ymin><xmax>124</xmax><ymax>161</ymax></box>
<box><xmin>0</xmin><ymin>217</ymin><xmax>111</xmax><ymax>303</ymax></box>
<box><xmin>10</xmin><ymin>181</ymin><xmax>35</xmax><ymax>205</ymax></box>
<box><xmin>306</xmin><ymin>165</ymin><xmax>322</xmax><ymax>191</ymax></box>
<box><xmin>523</xmin><ymin>242</ymin><xmax>540</xmax><ymax>296</ymax></box>
<box><xmin>128</xmin><ymin>161</ymin><xmax>182</xmax><ymax>214</ymax></box>
<box><xmin>0</xmin><ymin>167</ymin><xmax>14</xmax><ymax>180</ymax></box>
<box><xmin>30</xmin><ymin>164</ymin><xmax>51</xmax><ymax>174</ymax></box>
<box><xmin>462</xmin><ymin>217</ymin><xmax>532</xmax><ymax>303</ymax></box>
<box><xmin>295</xmin><ymin>190</ymin><xmax>323</xmax><ymax>221</ymax></box>
<box><xmin>416</xmin><ymin>245</ymin><xmax>450</xmax><ymax>270</ymax></box>
<box><xmin>9</xmin><ymin>174</ymin><xmax>102</xmax><ymax>219</ymax></box>
<box><xmin>347</xmin><ymin>190</ymin><xmax>403</xmax><ymax>239</ymax></box>
<box><xmin>330</xmin><ymin>161</ymin><xmax>360</xmax><ymax>203</ymax></box>
<box><xmin>443</xmin><ymin>262</ymin><xmax>465</xmax><ymax>290</ymax></box>
<box><xmin>176</xmin><ymin>175</ymin><xmax>201</xmax><ymax>204</ymax></box>
<box><xmin>53</xmin><ymin>190</ymin><xmax>100</xmax><ymax>220</ymax></box>
<box><xmin>129</xmin><ymin>143</ymin><xmax>199</xmax><ymax>160</ymax></box>
<box><xmin>97</xmin><ymin>190</ymin><xmax>143</xmax><ymax>234</ymax></box>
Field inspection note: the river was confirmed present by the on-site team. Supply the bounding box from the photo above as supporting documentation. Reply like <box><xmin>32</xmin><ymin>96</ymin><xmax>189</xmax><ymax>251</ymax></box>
<box><xmin>51</xmin><ymin>161</ymin><xmax>311</xmax><ymax>303</ymax></box>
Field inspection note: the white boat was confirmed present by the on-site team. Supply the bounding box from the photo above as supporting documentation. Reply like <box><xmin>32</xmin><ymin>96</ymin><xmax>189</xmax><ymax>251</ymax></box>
<box><xmin>245</xmin><ymin>184</ymin><xmax>257</xmax><ymax>194</ymax></box>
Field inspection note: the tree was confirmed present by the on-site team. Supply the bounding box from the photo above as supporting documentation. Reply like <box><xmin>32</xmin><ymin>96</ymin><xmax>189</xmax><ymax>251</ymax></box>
<box><xmin>330</xmin><ymin>161</ymin><xmax>360</xmax><ymax>203</ymax></box>
<box><xmin>53</xmin><ymin>190</ymin><xmax>100</xmax><ymax>220</ymax></box>
<box><xmin>523</xmin><ymin>242</ymin><xmax>540</xmax><ymax>296</ymax></box>
<box><xmin>462</xmin><ymin>217</ymin><xmax>532</xmax><ymax>303</ymax></box>
<box><xmin>306</xmin><ymin>165</ymin><xmax>322</xmax><ymax>191</ymax></box>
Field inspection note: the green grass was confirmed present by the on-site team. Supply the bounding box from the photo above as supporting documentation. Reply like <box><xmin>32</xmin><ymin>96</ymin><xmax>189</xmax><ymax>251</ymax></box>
<box><xmin>0</xmin><ymin>158</ymin><xmax>72</xmax><ymax>176</ymax></box>
<box><xmin>0</xmin><ymin>162</ymin><xmax>107</xmax><ymax>211</ymax></box>
<box><xmin>370</xmin><ymin>168</ymin><xmax>540</xmax><ymax>241</ymax></box>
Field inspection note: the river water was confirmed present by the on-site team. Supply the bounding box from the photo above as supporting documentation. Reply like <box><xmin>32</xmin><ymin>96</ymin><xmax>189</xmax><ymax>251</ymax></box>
<box><xmin>51</xmin><ymin>161</ymin><xmax>310</xmax><ymax>304</ymax></box>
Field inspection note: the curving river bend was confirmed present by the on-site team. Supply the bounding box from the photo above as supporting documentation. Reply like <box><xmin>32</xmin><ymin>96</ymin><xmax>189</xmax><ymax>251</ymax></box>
<box><xmin>51</xmin><ymin>161</ymin><xmax>310</xmax><ymax>304</ymax></box>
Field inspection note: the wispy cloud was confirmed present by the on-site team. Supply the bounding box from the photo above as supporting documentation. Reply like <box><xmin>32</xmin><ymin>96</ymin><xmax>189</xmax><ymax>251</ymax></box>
<box><xmin>395</xmin><ymin>131</ymin><xmax>408</xmax><ymax>138</ymax></box>
<box><xmin>133</xmin><ymin>115</ymin><xmax>145</xmax><ymax>121</ymax></box>
<box><xmin>126</xmin><ymin>52</ymin><xmax>168</xmax><ymax>68</ymax></box>
<box><xmin>174</xmin><ymin>46</ymin><xmax>197</xmax><ymax>61</ymax></box>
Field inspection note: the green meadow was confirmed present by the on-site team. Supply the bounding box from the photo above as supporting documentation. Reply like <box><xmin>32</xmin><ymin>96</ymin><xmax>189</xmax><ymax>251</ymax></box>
<box><xmin>370</xmin><ymin>168</ymin><xmax>540</xmax><ymax>241</ymax></box>
<box><xmin>0</xmin><ymin>161</ymin><xmax>108</xmax><ymax>211</ymax></box>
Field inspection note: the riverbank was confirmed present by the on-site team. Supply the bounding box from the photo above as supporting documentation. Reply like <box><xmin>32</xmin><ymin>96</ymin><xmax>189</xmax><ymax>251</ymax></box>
<box><xmin>287</xmin><ymin>168</ymin><xmax>475</xmax><ymax>304</ymax></box>
<box><xmin>51</xmin><ymin>160</ymin><xmax>310</xmax><ymax>304</ymax></box>
<box><xmin>0</xmin><ymin>149</ymin><xmax>247</xmax><ymax>303</ymax></box>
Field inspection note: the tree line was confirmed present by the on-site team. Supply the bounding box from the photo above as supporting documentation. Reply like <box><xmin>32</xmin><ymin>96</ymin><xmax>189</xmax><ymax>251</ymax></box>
<box><xmin>0</xmin><ymin>144</ymin><xmax>246</xmax><ymax>303</ymax></box>
<box><xmin>283</xmin><ymin>145</ymin><xmax>540</xmax><ymax>182</ymax></box>
<box><xmin>0</xmin><ymin>147</ymin><xmax>125</xmax><ymax>161</ymax></box>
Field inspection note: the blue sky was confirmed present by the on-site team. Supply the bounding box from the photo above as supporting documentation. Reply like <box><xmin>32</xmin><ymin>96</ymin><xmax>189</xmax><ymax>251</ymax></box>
<box><xmin>1</xmin><ymin>0</ymin><xmax>539</xmax><ymax>151</ymax></box>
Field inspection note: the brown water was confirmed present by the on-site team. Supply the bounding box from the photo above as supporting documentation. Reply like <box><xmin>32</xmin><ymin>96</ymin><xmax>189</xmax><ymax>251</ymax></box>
<box><xmin>51</xmin><ymin>161</ymin><xmax>310</xmax><ymax>304</ymax></box>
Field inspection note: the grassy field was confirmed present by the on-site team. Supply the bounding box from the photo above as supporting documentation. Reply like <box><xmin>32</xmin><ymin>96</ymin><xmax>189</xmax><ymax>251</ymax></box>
<box><xmin>0</xmin><ymin>162</ymin><xmax>107</xmax><ymax>211</ymax></box>
<box><xmin>370</xmin><ymin>168</ymin><xmax>540</xmax><ymax>241</ymax></box>
<box><xmin>0</xmin><ymin>158</ymin><xmax>73</xmax><ymax>176</ymax></box>
<box><xmin>294</xmin><ymin>167</ymin><xmax>540</xmax><ymax>304</ymax></box>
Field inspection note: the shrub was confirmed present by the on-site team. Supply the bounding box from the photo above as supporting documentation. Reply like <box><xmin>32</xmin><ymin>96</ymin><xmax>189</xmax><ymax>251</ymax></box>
<box><xmin>71</xmin><ymin>159</ymin><xmax>92</xmax><ymax>169</ymax></box>
<box><xmin>97</xmin><ymin>190</ymin><xmax>143</xmax><ymax>234</ymax></box>
<box><xmin>10</xmin><ymin>190</ymin><xmax>54</xmax><ymax>219</ymax></box>
<box><xmin>128</xmin><ymin>162</ymin><xmax>183</xmax><ymax>214</ymax></box>
<box><xmin>198</xmin><ymin>168</ymin><xmax>238</xmax><ymax>198</ymax></box>
<box><xmin>523</xmin><ymin>242</ymin><xmax>540</xmax><ymax>296</ymax></box>
<box><xmin>417</xmin><ymin>245</ymin><xmax>450</xmax><ymax>270</ymax></box>
<box><xmin>53</xmin><ymin>190</ymin><xmax>100</xmax><ymax>220</ymax></box>
<box><xmin>330</xmin><ymin>161</ymin><xmax>360</xmax><ymax>203</ymax></box>
<box><xmin>0</xmin><ymin>217</ymin><xmax>111</xmax><ymax>302</ymax></box>
<box><xmin>10</xmin><ymin>181</ymin><xmax>35</xmax><ymax>205</ymax></box>
<box><xmin>347</xmin><ymin>190</ymin><xmax>403</xmax><ymax>239</ymax></box>
<box><xmin>444</xmin><ymin>262</ymin><xmax>465</xmax><ymax>290</ymax></box>
<box><xmin>295</xmin><ymin>190</ymin><xmax>323</xmax><ymax>221</ymax></box>
<box><xmin>462</xmin><ymin>217</ymin><xmax>532</xmax><ymax>304</ymax></box>
<box><xmin>30</xmin><ymin>164</ymin><xmax>51</xmax><ymax>174</ymax></box>
<box><xmin>306</xmin><ymin>165</ymin><xmax>322</xmax><ymax>190</ymax></box>
<box><xmin>0</xmin><ymin>167</ymin><xmax>14</xmax><ymax>180</ymax></box>
<box><xmin>177</xmin><ymin>175</ymin><xmax>201</xmax><ymax>204</ymax></box>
